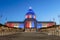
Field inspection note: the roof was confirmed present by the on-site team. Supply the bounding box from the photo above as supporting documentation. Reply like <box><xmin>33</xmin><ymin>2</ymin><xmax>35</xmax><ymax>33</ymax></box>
<box><xmin>6</xmin><ymin>21</ymin><xmax>24</xmax><ymax>23</ymax></box>
<box><xmin>37</xmin><ymin>21</ymin><xmax>55</xmax><ymax>23</ymax></box>
<box><xmin>6</xmin><ymin>21</ymin><xmax>55</xmax><ymax>23</ymax></box>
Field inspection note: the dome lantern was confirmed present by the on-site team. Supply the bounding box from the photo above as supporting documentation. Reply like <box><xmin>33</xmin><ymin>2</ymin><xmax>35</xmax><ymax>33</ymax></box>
<box><xmin>25</xmin><ymin>7</ymin><xmax>36</xmax><ymax>19</ymax></box>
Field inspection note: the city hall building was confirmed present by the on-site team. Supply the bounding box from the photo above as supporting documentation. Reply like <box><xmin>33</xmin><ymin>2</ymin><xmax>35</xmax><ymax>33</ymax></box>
<box><xmin>5</xmin><ymin>7</ymin><xmax>56</xmax><ymax>32</ymax></box>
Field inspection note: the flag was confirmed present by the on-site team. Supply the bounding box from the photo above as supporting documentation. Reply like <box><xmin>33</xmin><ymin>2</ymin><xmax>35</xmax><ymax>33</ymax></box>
<box><xmin>53</xmin><ymin>18</ymin><xmax>55</xmax><ymax>21</ymax></box>
<box><xmin>58</xmin><ymin>15</ymin><xmax>60</xmax><ymax>17</ymax></box>
<box><xmin>5</xmin><ymin>17</ymin><xmax>8</xmax><ymax>23</ymax></box>
<box><xmin>0</xmin><ymin>14</ymin><xmax>2</xmax><ymax>18</ymax></box>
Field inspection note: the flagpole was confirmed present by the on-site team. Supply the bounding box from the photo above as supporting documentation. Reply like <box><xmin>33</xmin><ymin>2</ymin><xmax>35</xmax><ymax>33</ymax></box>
<box><xmin>0</xmin><ymin>14</ymin><xmax>2</xmax><ymax>24</ymax></box>
<box><xmin>58</xmin><ymin>15</ymin><xmax>60</xmax><ymax>25</ymax></box>
<box><xmin>53</xmin><ymin>18</ymin><xmax>55</xmax><ymax>22</ymax></box>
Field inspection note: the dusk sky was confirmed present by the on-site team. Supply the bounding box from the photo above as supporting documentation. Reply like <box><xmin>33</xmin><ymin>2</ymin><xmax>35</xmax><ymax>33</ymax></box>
<box><xmin>0</xmin><ymin>0</ymin><xmax>60</xmax><ymax>24</ymax></box>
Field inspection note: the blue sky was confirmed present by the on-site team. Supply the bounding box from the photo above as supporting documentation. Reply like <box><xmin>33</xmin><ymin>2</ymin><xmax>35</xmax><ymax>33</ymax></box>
<box><xmin>0</xmin><ymin>0</ymin><xmax>60</xmax><ymax>24</ymax></box>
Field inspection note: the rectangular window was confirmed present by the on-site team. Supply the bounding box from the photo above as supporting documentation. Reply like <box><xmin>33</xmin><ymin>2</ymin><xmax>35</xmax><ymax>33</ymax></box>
<box><xmin>37</xmin><ymin>23</ymin><xmax>42</xmax><ymax>28</ymax></box>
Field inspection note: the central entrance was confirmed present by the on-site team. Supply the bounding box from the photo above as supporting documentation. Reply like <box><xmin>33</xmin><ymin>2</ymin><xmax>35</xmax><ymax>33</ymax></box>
<box><xmin>25</xmin><ymin>28</ymin><xmax>36</xmax><ymax>32</ymax></box>
<box><xmin>24</xmin><ymin>19</ymin><xmax>37</xmax><ymax>32</ymax></box>
<box><xmin>25</xmin><ymin>21</ymin><xmax>35</xmax><ymax>28</ymax></box>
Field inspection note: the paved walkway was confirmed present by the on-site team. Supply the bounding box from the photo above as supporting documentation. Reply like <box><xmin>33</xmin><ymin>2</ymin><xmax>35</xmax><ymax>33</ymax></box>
<box><xmin>0</xmin><ymin>32</ymin><xmax>60</xmax><ymax>40</ymax></box>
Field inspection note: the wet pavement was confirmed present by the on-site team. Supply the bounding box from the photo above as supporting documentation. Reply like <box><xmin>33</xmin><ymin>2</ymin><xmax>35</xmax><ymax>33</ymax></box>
<box><xmin>0</xmin><ymin>32</ymin><xmax>60</xmax><ymax>40</ymax></box>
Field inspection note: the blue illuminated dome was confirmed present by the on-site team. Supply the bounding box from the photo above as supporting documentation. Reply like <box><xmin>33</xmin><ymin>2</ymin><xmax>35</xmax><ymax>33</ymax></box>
<box><xmin>25</xmin><ymin>7</ymin><xmax>36</xmax><ymax>19</ymax></box>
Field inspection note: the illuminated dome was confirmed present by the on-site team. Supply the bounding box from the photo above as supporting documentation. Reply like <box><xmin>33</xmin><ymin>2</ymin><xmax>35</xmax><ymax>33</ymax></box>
<box><xmin>25</xmin><ymin>7</ymin><xmax>36</xmax><ymax>19</ymax></box>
